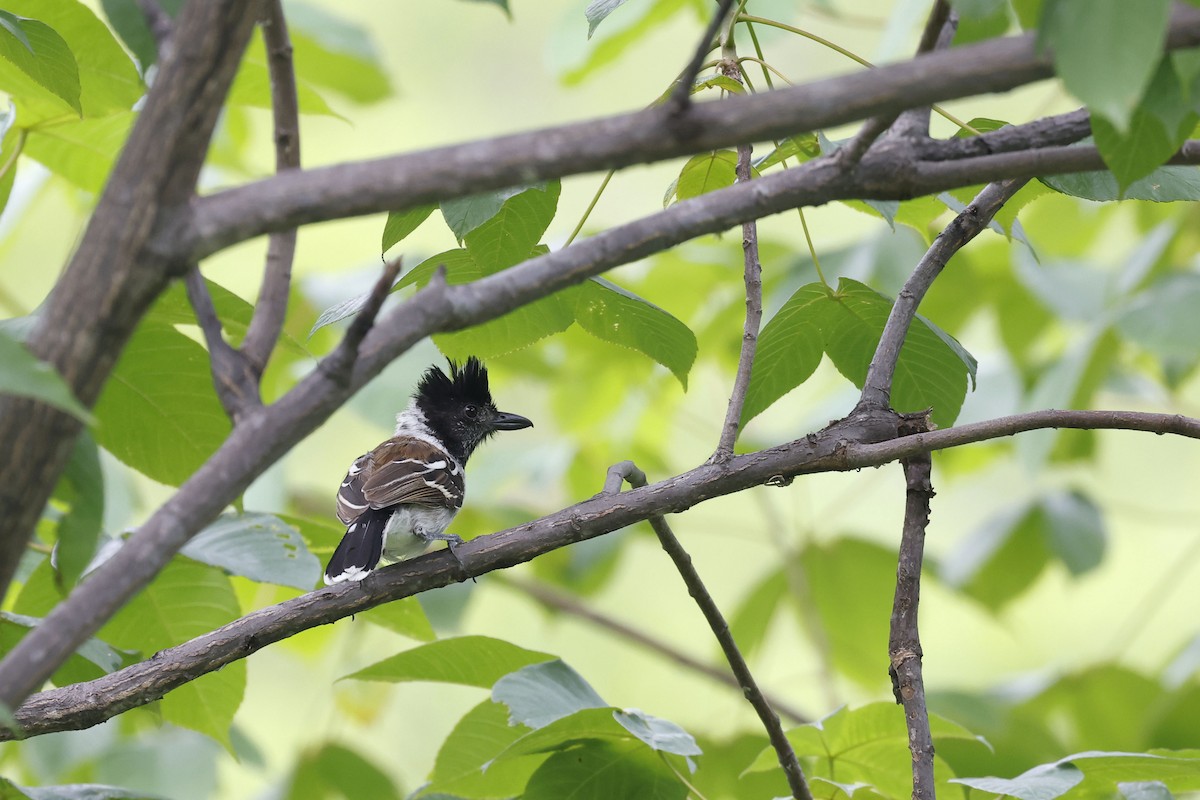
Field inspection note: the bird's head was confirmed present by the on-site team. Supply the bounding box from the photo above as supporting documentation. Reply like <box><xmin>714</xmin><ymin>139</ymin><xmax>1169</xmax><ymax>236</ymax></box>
<box><xmin>413</xmin><ymin>356</ymin><xmax>533</xmax><ymax>463</ymax></box>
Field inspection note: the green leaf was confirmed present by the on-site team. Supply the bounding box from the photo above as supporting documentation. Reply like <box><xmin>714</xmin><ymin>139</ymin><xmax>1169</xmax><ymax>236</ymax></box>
<box><xmin>586</xmin><ymin>0</ymin><xmax>633</xmax><ymax>38</ymax></box>
<box><xmin>801</xmin><ymin>538</ymin><xmax>897</xmax><ymax>688</ymax></box>
<box><xmin>0</xmin><ymin>611</ymin><xmax>126</xmax><ymax>688</ymax></box>
<box><xmin>462</xmin><ymin>182</ymin><xmax>561</xmax><ymax>271</ymax></box>
<box><xmin>1117</xmin><ymin>273</ymin><xmax>1200</xmax><ymax>360</ymax></box>
<box><xmin>565</xmin><ymin>0</ymin><xmax>690</xmax><ymax>86</ymax></box>
<box><xmin>1093</xmin><ymin>60</ymin><xmax>1198</xmax><ymax>192</ymax></box>
<box><xmin>23</xmin><ymin>110</ymin><xmax>135</xmax><ymax>192</ymax></box>
<box><xmin>728</xmin><ymin>568</ymin><xmax>788</xmax><ymax>661</ymax></box>
<box><xmin>1041</xmin><ymin>490</ymin><xmax>1106</xmax><ymax>575</ymax></box>
<box><xmin>381</xmin><ymin>204</ymin><xmax>434</xmax><ymax>253</ymax></box>
<box><xmin>939</xmin><ymin>490</ymin><xmax>1106</xmax><ymax>610</ymax></box>
<box><xmin>667</xmin><ymin>150</ymin><xmax>756</xmax><ymax>205</ymax></box>
<box><xmin>573</xmin><ymin>277</ymin><xmax>697</xmax><ymax>388</ymax></box>
<box><xmin>285</xmin><ymin>2</ymin><xmax>393</xmax><ymax>105</ymax></box>
<box><xmin>741</xmin><ymin>283</ymin><xmax>826</xmax><ymax>425</ymax></box>
<box><xmin>283</xmin><ymin>743</ymin><xmax>401</xmax><ymax>800</ymax></box>
<box><xmin>954</xmin><ymin>117</ymin><xmax>1010</xmax><ymax>137</ymax></box>
<box><xmin>1041</xmin><ymin>0</ymin><xmax>1171</xmax><ymax>131</ymax></box>
<box><xmin>400</xmin><ymin>248</ymin><xmax>575</xmax><ymax>360</ymax></box>
<box><xmin>613</xmin><ymin>709</ymin><xmax>702</xmax><ymax>756</ymax></box>
<box><xmin>93</xmin><ymin>322</ymin><xmax>231</xmax><ymax>487</ymax></box>
<box><xmin>441</xmin><ymin>183</ymin><xmax>548</xmax><ymax>244</ymax></box>
<box><xmin>343</xmin><ymin>635</ymin><xmax>555</xmax><ymax>686</ymax></box>
<box><xmin>746</xmin><ymin>704</ymin><xmax>984</xmax><ymax>799</ymax></box>
<box><xmin>181</xmin><ymin>512</ymin><xmax>321</xmax><ymax>590</ymax></box>
<box><xmin>228</xmin><ymin>30</ymin><xmax>345</xmax><ymax>119</ymax></box>
<box><xmin>689</xmin><ymin>73</ymin><xmax>745</xmax><ymax>95</ymax></box>
<box><xmin>523</xmin><ymin>739</ymin><xmax>686</xmax><ymax>800</ymax></box>
<box><xmin>358</xmin><ymin>597</ymin><xmax>436</xmax><ymax>643</ymax></box>
<box><xmin>0</xmin><ymin>13</ymin><xmax>80</xmax><ymax>114</ymax></box>
<box><xmin>98</xmin><ymin>0</ymin><xmax>183</xmax><ymax>72</ymax></box>
<box><xmin>0</xmin><ymin>778</ymin><xmax>169</xmax><ymax>800</ymax></box>
<box><xmin>753</xmin><ymin>133</ymin><xmax>821</xmax><ymax>170</ymax></box>
<box><xmin>954</xmin><ymin>762</ymin><xmax>1084</xmax><ymax>800</ymax></box>
<box><xmin>0</xmin><ymin>328</ymin><xmax>91</xmax><ymax>420</ymax></box>
<box><xmin>2</xmin><ymin>0</ymin><xmax>142</xmax><ymax>119</ymax></box>
<box><xmin>1121</xmin><ymin>782</ymin><xmax>1174</xmax><ymax>800</ymax></box>
<box><xmin>0</xmin><ymin>119</ymin><xmax>22</xmax><ymax>217</ymax></box>
<box><xmin>99</xmin><ymin>558</ymin><xmax>244</xmax><ymax>747</ymax></box>
<box><xmin>820</xmin><ymin>278</ymin><xmax>972</xmax><ymax>428</ymax></box>
<box><xmin>425</xmin><ymin>700</ymin><xmax>540</xmax><ymax>798</ymax></box>
<box><xmin>1042</xmin><ymin>165</ymin><xmax>1200</xmax><ymax>202</ymax></box>
<box><xmin>48</xmin><ymin>430</ymin><xmax>104</xmax><ymax>589</ymax></box>
<box><xmin>492</xmin><ymin>660</ymin><xmax>608</xmax><ymax>728</ymax></box>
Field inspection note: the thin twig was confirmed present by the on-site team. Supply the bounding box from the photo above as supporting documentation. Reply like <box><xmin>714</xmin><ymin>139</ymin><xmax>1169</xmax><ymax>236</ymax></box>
<box><xmin>184</xmin><ymin>267</ymin><xmax>259</xmax><ymax>420</ymax></box>
<box><xmin>135</xmin><ymin>0</ymin><xmax>173</xmax><ymax>53</ymax></box>
<box><xmin>495</xmin><ymin>574</ymin><xmax>809</xmax><ymax>724</ymax></box>
<box><xmin>889</xmin><ymin>412</ymin><xmax>937</xmax><ymax>800</ymax></box>
<box><xmin>713</xmin><ymin>57</ymin><xmax>762</xmax><ymax>459</ymax></box>
<box><xmin>667</xmin><ymin>0</ymin><xmax>738</xmax><ymax>114</ymax></box>
<box><xmin>858</xmin><ymin>178</ymin><xmax>1027</xmax><ymax>412</ymax></box>
<box><xmin>838</xmin><ymin>1</ymin><xmax>952</xmax><ymax>166</ymax></box>
<box><xmin>320</xmin><ymin>257</ymin><xmax>404</xmax><ymax>387</ymax></box>
<box><xmin>606</xmin><ymin>461</ymin><xmax>812</xmax><ymax>800</ymax></box>
<box><xmin>241</xmin><ymin>0</ymin><xmax>300</xmax><ymax>375</ymax></box>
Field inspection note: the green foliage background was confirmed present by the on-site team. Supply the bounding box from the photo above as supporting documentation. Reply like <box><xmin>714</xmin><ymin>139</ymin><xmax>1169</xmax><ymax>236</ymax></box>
<box><xmin>2</xmin><ymin>0</ymin><xmax>1200</xmax><ymax>798</ymax></box>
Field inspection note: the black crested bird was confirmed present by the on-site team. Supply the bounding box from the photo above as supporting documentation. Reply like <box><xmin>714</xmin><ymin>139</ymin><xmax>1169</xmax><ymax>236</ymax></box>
<box><xmin>323</xmin><ymin>357</ymin><xmax>533</xmax><ymax>584</ymax></box>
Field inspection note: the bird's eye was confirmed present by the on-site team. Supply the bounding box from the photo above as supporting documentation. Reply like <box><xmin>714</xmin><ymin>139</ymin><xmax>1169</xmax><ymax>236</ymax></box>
<box><xmin>464</xmin><ymin>404</ymin><xmax>479</xmax><ymax>419</ymax></box>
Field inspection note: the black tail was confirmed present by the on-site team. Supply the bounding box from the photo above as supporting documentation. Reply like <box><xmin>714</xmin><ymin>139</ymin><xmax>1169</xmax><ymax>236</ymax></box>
<box><xmin>324</xmin><ymin>509</ymin><xmax>388</xmax><ymax>584</ymax></box>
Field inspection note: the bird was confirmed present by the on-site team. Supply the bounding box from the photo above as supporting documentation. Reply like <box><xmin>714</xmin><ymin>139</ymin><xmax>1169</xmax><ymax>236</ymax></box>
<box><xmin>323</xmin><ymin>356</ymin><xmax>533</xmax><ymax>584</ymax></box>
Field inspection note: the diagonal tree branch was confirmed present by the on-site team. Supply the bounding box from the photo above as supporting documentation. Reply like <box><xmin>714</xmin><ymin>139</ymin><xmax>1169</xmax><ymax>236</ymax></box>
<box><xmin>604</xmin><ymin>461</ymin><xmax>811</xmax><ymax>800</ymax></box>
<box><xmin>6</xmin><ymin>408</ymin><xmax>1198</xmax><ymax>740</ymax></box>
<box><xmin>859</xmin><ymin>178</ymin><xmax>1028</xmax><ymax>412</ymax></box>
<box><xmin>165</xmin><ymin>7</ymin><xmax>1200</xmax><ymax>261</ymax></box>
<box><xmin>0</xmin><ymin>0</ymin><xmax>266</xmax><ymax>616</ymax></box>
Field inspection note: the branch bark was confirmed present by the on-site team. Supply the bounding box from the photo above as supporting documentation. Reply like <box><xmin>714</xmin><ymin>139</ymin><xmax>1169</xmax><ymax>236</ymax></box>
<box><xmin>605</xmin><ymin>462</ymin><xmax>811</xmax><ymax>800</ymax></box>
<box><xmin>5</xmin><ymin>407</ymin><xmax>1199</xmax><ymax>739</ymax></box>
<box><xmin>859</xmin><ymin>178</ymin><xmax>1028</xmax><ymax>411</ymax></box>
<box><xmin>164</xmin><ymin>7</ymin><xmax>1200</xmax><ymax>260</ymax></box>
<box><xmin>0</xmin><ymin>0</ymin><xmax>265</xmax><ymax>619</ymax></box>
<box><xmin>241</xmin><ymin>0</ymin><xmax>300</xmax><ymax>376</ymax></box>
<box><xmin>889</xmin><ymin>413</ymin><xmax>937</xmax><ymax>800</ymax></box>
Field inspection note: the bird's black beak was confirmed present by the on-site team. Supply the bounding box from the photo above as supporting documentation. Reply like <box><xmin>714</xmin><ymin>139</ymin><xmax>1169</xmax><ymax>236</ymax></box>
<box><xmin>492</xmin><ymin>411</ymin><xmax>533</xmax><ymax>431</ymax></box>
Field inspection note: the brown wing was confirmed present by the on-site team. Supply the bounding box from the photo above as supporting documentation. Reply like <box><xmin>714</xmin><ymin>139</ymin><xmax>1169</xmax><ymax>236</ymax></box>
<box><xmin>335</xmin><ymin>453</ymin><xmax>371</xmax><ymax>525</ymax></box>
<box><xmin>360</xmin><ymin>436</ymin><xmax>465</xmax><ymax>510</ymax></box>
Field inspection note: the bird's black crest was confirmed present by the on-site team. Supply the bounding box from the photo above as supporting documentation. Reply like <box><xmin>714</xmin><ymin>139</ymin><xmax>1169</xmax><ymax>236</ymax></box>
<box><xmin>415</xmin><ymin>356</ymin><xmax>493</xmax><ymax>408</ymax></box>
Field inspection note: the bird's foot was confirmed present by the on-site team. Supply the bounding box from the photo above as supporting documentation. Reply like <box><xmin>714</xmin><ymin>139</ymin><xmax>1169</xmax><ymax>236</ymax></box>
<box><xmin>417</xmin><ymin>530</ymin><xmax>474</xmax><ymax>582</ymax></box>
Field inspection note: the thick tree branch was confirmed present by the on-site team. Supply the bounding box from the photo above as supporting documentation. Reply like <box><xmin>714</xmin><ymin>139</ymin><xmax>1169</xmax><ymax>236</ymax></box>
<box><xmin>889</xmin><ymin>413</ymin><xmax>936</xmax><ymax>800</ymax></box>
<box><xmin>605</xmin><ymin>462</ymin><xmax>811</xmax><ymax>800</ymax></box>
<box><xmin>496</xmin><ymin>574</ymin><xmax>809</xmax><ymax>724</ymax></box>
<box><xmin>859</xmin><ymin>178</ymin><xmax>1028</xmax><ymax>411</ymax></box>
<box><xmin>887</xmin><ymin>1</ymin><xmax>957</xmax><ymax>141</ymax></box>
<box><xmin>241</xmin><ymin>0</ymin><xmax>300</xmax><ymax>375</ymax></box>
<box><xmin>4</xmin><ymin>408</ymin><xmax>1199</xmax><ymax>739</ymax></box>
<box><xmin>0</xmin><ymin>0</ymin><xmax>265</xmax><ymax>619</ymax></box>
<box><xmin>166</xmin><ymin>7</ymin><xmax>1200</xmax><ymax>260</ymax></box>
